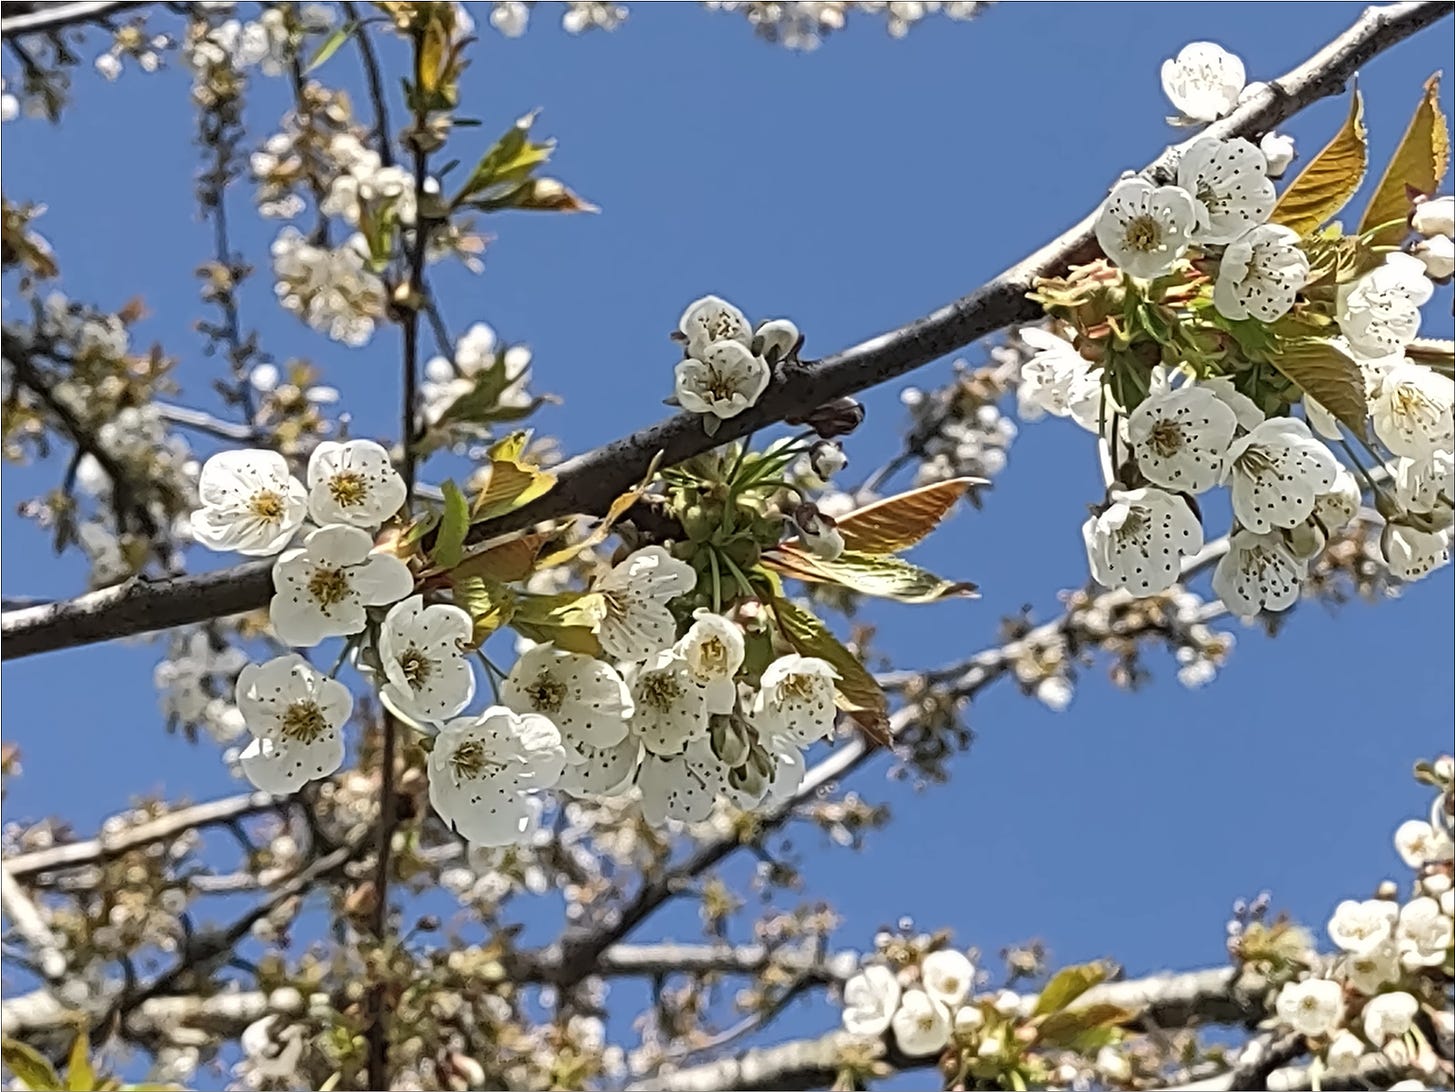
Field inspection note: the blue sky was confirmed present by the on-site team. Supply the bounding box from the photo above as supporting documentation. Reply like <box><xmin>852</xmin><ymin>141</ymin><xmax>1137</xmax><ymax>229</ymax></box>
<box><xmin>2</xmin><ymin>0</ymin><xmax>1453</xmax><ymax>1070</ymax></box>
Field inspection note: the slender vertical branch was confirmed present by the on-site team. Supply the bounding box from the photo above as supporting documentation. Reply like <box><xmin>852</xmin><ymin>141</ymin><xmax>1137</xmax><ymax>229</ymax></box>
<box><xmin>365</xmin><ymin>17</ymin><xmax>434</xmax><ymax>1087</ymax></box>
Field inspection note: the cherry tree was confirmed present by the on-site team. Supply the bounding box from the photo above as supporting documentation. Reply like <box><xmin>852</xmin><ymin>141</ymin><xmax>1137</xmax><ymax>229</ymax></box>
<box><xmin>1</xmin><ymin>3</ymin><xmax>1453</xmax><ymax>1091</ymax></box>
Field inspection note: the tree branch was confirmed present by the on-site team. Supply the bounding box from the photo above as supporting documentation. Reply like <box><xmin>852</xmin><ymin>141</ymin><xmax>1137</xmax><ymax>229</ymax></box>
<box><xmin>4</xmin><ymin>0</ymin><xmax>1445</xmax><ymax>661</ymax></box>
<box><xmin>0</xmin><ymin>0</ymin><xmax>150</xmax><ymax>39</ymax></box>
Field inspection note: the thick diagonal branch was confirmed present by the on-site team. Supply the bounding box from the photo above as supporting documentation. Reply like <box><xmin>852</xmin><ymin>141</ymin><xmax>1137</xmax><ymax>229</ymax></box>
<box><xmin>0</xmin><ymin>1</ymin><xmax>149</xmax><ymax>39</ymax></box>
<box><xmin>3</xmin><ymin>0</ymin><xmax>1444</xmax><ymax>661</ymax></box>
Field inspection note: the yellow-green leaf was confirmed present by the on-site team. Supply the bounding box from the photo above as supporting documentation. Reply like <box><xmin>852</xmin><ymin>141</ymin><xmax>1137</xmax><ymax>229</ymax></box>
<box><xmin>1268</xmin><ymin>338</ymin><xmax>1369</xmax><ymax>438</ymax></box>
<box><xmin>471</xmin><ymin>442</ymin><xmax>556</xmax><ymax>522</ymax></box>
<box><xmin>534</xmin><ymin>451</ymin><xmax>665</xmax><ymax>570</ymax></box>
<box><xmin>450</xmin><ymin>575</ymin><xmax>516</xmax><ymax>647</ymax></box>
<box><xmin>510</xmin><ymin>620</ymin><xmax>603</xmax><ymax>657</ymax></box>
<box><xmin>835</xmin><ymin>478</ymin><xmax>978</xmax><ymax>556</ymax></box>
<box><xmin>450</xmin><ymin>532</ymin><xmax>553</xmax><ymax>584</ymax></box>
<box><xmin>763</xmin><ymin>547</ymin><xmax>978</xmax><ymax>604</ymax></box>
<box><xmin>771</xmin><ymin>597</ymin><xmax>888</xmax><ymax>742</ymax></box>
<box><xmin>3</xmin><ymin>1037</ymin><xmax>62</xmax><ymax>1091</ymax></box>
<box><xmin>65</xmin><ymin>1029</ymin><xmax>95</xmax><ymax>1091</ymax></box>
<box><xmin>452</xmin><ymin>112</ymin><xmax>555</xmax><ymax>208</ymax></box>
<box><xmin>1033</xmin><ymin>962</ymin><xmax>1113</xmax><ymax>1017</ymax></box>
<box><xmin>1272</xmin><ymin>90</ymin><xmax>1367</xmax><ymax>234</ymax></box>
<box><xmin>1406</xmin><ymin>337</ymin><xmax>1455</xmax><ymax>377</ymax></box>
<box><xmin>1360</xmin><ymin>74</ymin><xmax>1449</xmax><ymax>246</ymax></box>
<box><xmin>1036</xmin><ymin>1004</ymin><xmax>1137</xmax><ymax>1049</ymax></box>
<box><xmin>433</xmin><ymin>480</ymin><xmax>470</xmax><ymax>569</ymax></box>
<box><xmin>304</xmin><ymin>23</ymin><xmax>356</xmax><ymax>73</ymax></box>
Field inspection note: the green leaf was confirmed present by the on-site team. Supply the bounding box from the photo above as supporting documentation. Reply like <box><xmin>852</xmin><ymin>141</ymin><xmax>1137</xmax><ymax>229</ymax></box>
<box><xmin>510</xmin><ymin>593</ymin><xmax>605</xmax><ymax>655</ymax></box>
<box><xmin>1360</xmin><ymin>74</ymin><xmax>1450</xmax><ymax>246</ymax></box>
<box><xmin>510</xmin><ymin>620</ymin><xmax>603</xmax><ymax>656</ymax></box>
<box><xmin>834</xmin><ymin>478</ymin><xmax>977</xmax><ymax>555</ymax></box>
<box><xmin>763</xmin><ymin>547</ymin><xmax>978</xmax><ymax>603</ymax></box>
<box><xmin>3</xmin><ymin>1037</ymin><xmax>62</xmax><ymax>1091</ymax></box>
<box><xmin>1272</xmin><ymin>89</ymin><xmax>1367</xmax><ymax>234</ymax></box>
<box><xmin>1033</xmin><ymin>962</ymin><xmax>1113</xmax><ymax>1016</ymax></box>
<box><xmin>449</xmin><ymin>575</ymin><xmax>516</xmax><ymax>647</ymax></box>
<box><xmin>450</xmin><ymin>532</ymin><xmax>552</xmax><ymax>584</ymax></box>
<box><xmin>304</xmin><ymin>23</ymin><xmax>356</xmax><ymax>73</ymax></box>
<box><xmin>1406</xmin><ymin>337</ymin><xmax>1455</xmax><ymax>378</ymax></box>
<box><xmin>1267</xmin><ymin>338</ymin><xmax>1369</xmax><ymax>438</ymax></box>
<box><xmin>433</xmin><ymin>480</ymin><xmax>470</xmax><ymax>569</ymax></box>
<box><xmin>1036</xmin><ymin>1004</ymin><xmax>1137</xmax><ymax>1049</ymax></box>
<box><xmin>771</xmin><ymin>597</ymin><xmax>889</xmax><ymax>741</ymax></box>
<box><xmin>470</xmin><ymin>440</ymin><xmax>557</xmax><ymax>522</ymax></box>
<box><xmin>399</xmin><ymin>509</ymin><xmax>442</xmax><ymax>549</ymax></box>
<box><xmin>452</xmin><ymin>112</ymin><xmax>555</xmax><ymax>208</ymax></box>
<box><xmin>65</xmin><ymin>1029</ymin><xmax>95</xmax><ymax>1091</ymax></box>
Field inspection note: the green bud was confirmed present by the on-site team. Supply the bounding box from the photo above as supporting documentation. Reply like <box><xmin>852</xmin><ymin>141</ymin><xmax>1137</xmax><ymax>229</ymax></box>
<box><xmin>681</xmin><ymin>502</ymin><xmax>718</xmax><ymax>543</ymax></box>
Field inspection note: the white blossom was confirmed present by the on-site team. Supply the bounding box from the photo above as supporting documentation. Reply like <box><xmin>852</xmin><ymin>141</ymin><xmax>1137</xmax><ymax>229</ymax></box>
<box><xmin>755</xmin><ymin>317</ymin><xmax>800</xmax><ymax>363</ymax></box>
<box><xmin>1381</xmin><ymin>522</ymin><xmax>1451</xmax><ymax>581</ymax></box>
<box><xmin>679</xmin><ymin>295</ymin><xmax>751</xmax><ymax>357</ymax></box>
<box><xmin>377</xmin><ymin>596</ymin><xmax>475</xmax><ymax>724</ymax></box>
<box><xmin>1395</xmin><ymin>818</ymin><xmax>1455</xmax><ymax>868</ymax></box>
<box><xmin>954</xmin><ymin>1005</ymin><xmax>985</xmax><ymax>1038</ymax></box>
<box><xmin>1337</xmin><ymin>254</ymin><xmax>1434</xmax><ymax>358</ymax></box>
<box><xmin>1204</xmin><ymin>375</ymin><xmax>1265</xmax><ymax>431</ymax></box>
<box><xmin>502</xmin><ymin>644</ymin><xmax>633</xmax><ymax>760</ymax></box>
<box><xmin>1222</xmin><ymin>417</ymin><xmax>1339</xmax><ymax>533</ymax></box>
<box><xmin>490</xmin><ymin>1</ymin><xmax>529</xmax><ymax>37</ymax></box>
<box><xmin>240</xmin><ymin>1016</ymin><xmax>307</xmax><ymax>1082</ymax></box>
<box><xmin>1412</xmin><ymin>195</ymin><xmax>1454</xmax><ymax>239</ymax></box>
<box><xmin>1094</xmin><ymin>177</ymin><xmax>1198</xmax><ymax>279</ymax></box>
<box><xmin>841</xmin><ymin>965</ymin><xmax>901</xmax><ymax>1037</ymax></box>
<box><xmin>1082</xmin><ymin>487</ymin><xmax>1204</xmax><ymax>596</ymax></box>
<box><xmin>891</xmin><ymin>989</ymin><xmax>952</xmax><ymax>1055</ymax></box>
<box><xmin>589</xmin><ymin>545</ymin><xmax>697</xmax><ymax>661</ymax></box>
<box><xmin>1327</xmin><ymin>899</ymin><xmax>1398</xmax><ymax>955</ymax></box>
<box><xmin>1161</xmin><ymin>42</ymin><xmax>1245</xmax><ymax>123</ymax></box>
<box><xmin>1361</xmin><ymin>991</ymin><xmax>1418</xmax><ymax>1045</ymax></box>
<box><xmin>1396</xmin><ymin>896</ymin><xmax>1453</xmax><ymax>968</ymax></box>
<box><xmin>306</xmin><ymin>439</ymin><xmax>407</xmax><ymax>529</ymax></box>
<box><xmin>1342</xmin><ymin>941</ymin><xmax>1399</xmax><ymax>996</ymax></box>
<box><xmin>428</xmin><ymin>707</ymin><xmax>566</xmax><ymax>846</ymax></box>
<box><xmin>1314</xmin><ymin>467</ymin><xmax>1362</xmax><ymax>532</ymax></box>
<box><xmin>558</xmin><ymin>736</ymin><xmax>641</xmax><ymax>797</ymax></box>
<box><xmin>1413</xmin><ymin>234</ymin><xmax>1454</xmax><ymax>280</ymax></box>
<box><xmin>637</xmin><ymin>738</ymin><xmax>729</xmax><ymax>824</ymax></box>
<box><xmin>271</xmin><ymin>227</ymin><xmax>386</xmax><ymax>346</ymax></box>
<box><xmin>234</xmin><ymin>654</ymin><xmax>350</xmax><ymax>794</ymax></box>
<box><xmin>1176</xmin><ymin>137</ymin><xmax>1275</xmax><ymax>244</ymax></box>
<box><xmin>1325</xmin><ymin>1029</ymin><xmax>1365</xmax><ymax>1075</ymax></box>
<box><xmin>1394</xmin><ymin>451</ymin><xmax>1454</xmax><ymax>519</ymax></box>
<box><xmin>1274</xmin><ymin>978</ymin><xmax>1343</xmax><ymax>1037</ymax></box>
<box><xmin>921</xmin><ymin>950</ymin><xmax>974</xmax><ymax>1009</ymax></box>
<box><xmin>626</xmin><ymin>651</ymin><xmax>710</xmax><ymax>756</ymax></box>
<box><xmin>755</xmin><ymin>654</ymin><xmax>840</xmax><ymax>743</ymax></box>
<box><xmin>1260</xmin><ymin>132</ymin><xmax>1295</xmax><ymax>178</ymax></box>
<box><xmin>1128</xmin><ymin>384</ymin><xmax>1238</xmax><ymax>494</ymax></box>
<box><xmin>675</xmin><ymin>612</ymin><xmax>744</xmax><ymax>715</ymax></box>
<box><xmin>269</xmin><ymin>525</ymin><xmax>414</xmax><ymax>647</ymax></box>
<box><xmin>1213</xmin><ymin>223</ymin><xmax>1310</xmax><ymax>322</ymax></box>
<box><xmin>1212</xmin><ymin>529</ymin><xmax>1307</xmax><ymax>617</ymax></box>
<box><xmin>1016</xmin><ymin>327</ymin><xmax>1102</xmax><ymax>428</ymax></box>
<box><xmin>674</xmin><ymin>340</ymin><xmax>770</xmax><ymax>420</ymax></box>
<box><xmin>808</xmin><ymin>440</ymin><xmax>848</xmax><ymax>483</ymax></box>
<box><xmin>1370</xmin><ymin>362</ymin><xmax>1454</xmax><ymax>458</ymax></box>
<box><xmin>191</xmin><ymin>449</ymin><xmax>307</xmax><ymax>556</ymax></box>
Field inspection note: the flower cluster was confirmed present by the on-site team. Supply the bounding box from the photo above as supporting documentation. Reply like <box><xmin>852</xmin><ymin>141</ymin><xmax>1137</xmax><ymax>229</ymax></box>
<box><xmin>841</xmin><ymin>947</ymin><xmax>980</xmax><ymax>1056</ymax></box>
<box><xmin>672</xmin><ymin>295</ymin><xmax>798</xmax><ymax>434</ymax></box>
<box><xmin>270</xmin><ymin>227</ymin><xmax>387</xmax><ymax>347</ymax></box>
<box><xmin>1271</xmin><ymin>758</ymin><xmax>1454</xmax><ymax>1081</ymax></box>
<box><xmin>419</xmin><ymin>321</ymin><xmax>536</xmax><ymax>440</ymax></box>
<box><xmin>1018</xmin><ymin>42</ymin><xmax>1454</xmax><ymax>619</ymax></box>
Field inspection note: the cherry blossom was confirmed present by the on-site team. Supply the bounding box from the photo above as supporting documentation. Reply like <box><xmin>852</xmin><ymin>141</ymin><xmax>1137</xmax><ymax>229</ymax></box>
<box><xmin>636</xmin><ymin>738</ymin><xmax>729</xmax><ymax>824</ymax></box>
<box><xmin>1362</xmin><ymin>991</ymin><xmax>1418</xmax><ymax>1045</ymax></box>
<box><xmin>1222</xmin><ymin>417</ymin><xmax>1339</xmax><ymax>533</ymax></box>
<box><xmin>1213</xmin><ymin>223</ymin><xmax>1309</xmax><ymax>322</ymax></box>
<box><xmin>1094</xmin><ymin>177</ymin><xmax>1198</xmax><ymax>279</ymax></box>
<box><xmin>1327</xmin><ymin>898</ymin><xmax>1398</xmax><ymax>955</ymax></box>
<box><xmin>1273</xmin><ymin>978</ymin><xmax>1343</xmax><ymax>1037</ymax></box>
<box><xmin>626</xmin><ymin>650</ymin><xmax>710</xmax><ymax>756</ymax></box>
<box><xmin>191</xmin><ymin>449</ymin><xmax>307</xmax><ymax>556</ymax></box>
<box><xmin>269</xmin><ymin>525</ymin><xmax>414</xmax><ymax>647</ymax></box>
<box><xmin>589</xmin><ymin>545</ymin><xmax>697</xmax><ymax>661</ymax></box>
<box><xmin>755</xmin><ymin>654</ymin><xmax>840</xmax><ymax>743</ymax></box>
<box><xmin>1370</xmin><ymin>362</ymin><xmax>1454</xmax><ymax>458</ymax></box>
<box><xmin>678</xmin><ymin>295</ymin><xmax>751</xmax><ymax>357</ymax></box>
<box><xmin>1082</xmin><ymin>487</ymin><xmax>1204</xmax><ymax>596</ymax></box>
<box><xmin>841</xmin><ymin>965</ymin><xmax>901</xmax><ymax>1037</ymax></box>
<box><xmin>674</xmin><ymin>339</ymin><xmax>771</xmax><ymax>421</ymax></box>
<box><xmin>675</xmin><ymin>612</ymin><xmax>745</xmax><ymax>715</ymax></box>
<box><xmin>1412</xmin><ymin>195</ymin><xmax>1454</xmax><ymax>239</ymax></box>
<box><xmin>1128</xmin><ymin>384</ymin><xmax>1237</xmax><ymax>494</ymax></box>
<box><xmin>234</xmin><ymin>654</ymin><xmax>351</xmax><ymax>794</ymax></box>
<box><xmin>1161</xmin><ymin>41</ymin><xmax>1245</xmax><ymax>123</ymax></box>
<box><xmin>1211</xmin><ymin>529</ymin><xmax>1306</xmax><ymax>617</ymax></box>
<box><xmin>920</xmin><ymin>950</ymin><xmax>974</xmax><ymax>1009</ymax></box>
<box><xmin>1381</xmin><ymin>521</ymin><xmax>1451</xmax><ymax>582</ymax></box>
<box><xmin>891</xmin><ymin>989</ymin><xmax>952</xmax><ymax>1055</ymax></box>
<box><xmin>501</xmin><ymin>644</ymin><xmax>633</xmax><ymax>760</ymax></box>
<box><xmin>377</xmin><ymin>596</ymin><xmax>476</xmax><ymax>724</ymax></box>
<box><xmin>427</xmin><ymin>707</ymin><xmax>566</xmax><ymax>847</ymax></box>
<box><xmin>1176</xmin><ymin>136</ymin><xmax>1275</xmax><ymax>244</ymax></box>
<box><xmin>1336</xmin><ymin>254</ymin><xmax>1434</xmax><ymax>358</ymax></box>
<box><xmin>306</xmin><ymin>439</ymin><xmax>407</xmax><ymax>529</ymax></box>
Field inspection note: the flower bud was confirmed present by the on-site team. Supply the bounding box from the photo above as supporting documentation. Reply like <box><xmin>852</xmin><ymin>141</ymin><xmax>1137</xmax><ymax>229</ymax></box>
<box><xmin>709</xmin><ymin>713</ymin><xmax>751</xmax><ymax>767</ymax></box>
<box><xmin>791</xmin><ymin>396</ymin><xmax>865</xmax><ymax>439</ymax></box>
<box><xmin>1413</xmin><ymin>234</ymin><xmax>1454</xmax><ymax>281</ymax></box>
<box><xmin>1259</xmin><ymin>131</ymin><xmax>1295</xmax><ymax>178</ymax></box>
<box><xmin>1412</xmin><ymin>194</ymin><xmax>1454</xmax><ymax>240</ymax></box>
<box><xmin>792</xmin><ymin>503</ymin><xmax>845</xmax><ymax>560</ymax></box>
<box><xmin>754</xmin><ymin>318</ymin><xmax>802</xmax><ymax>365</ymax></box>
<box><xmin>809</xmin><ymin>440</ymin><xmax>848</xmax><ymax>483</ymax></box>
<box><xmin>728</xmin><ymin>760</ymin><xmax>768</xmax><ymax>800</ymax></box>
